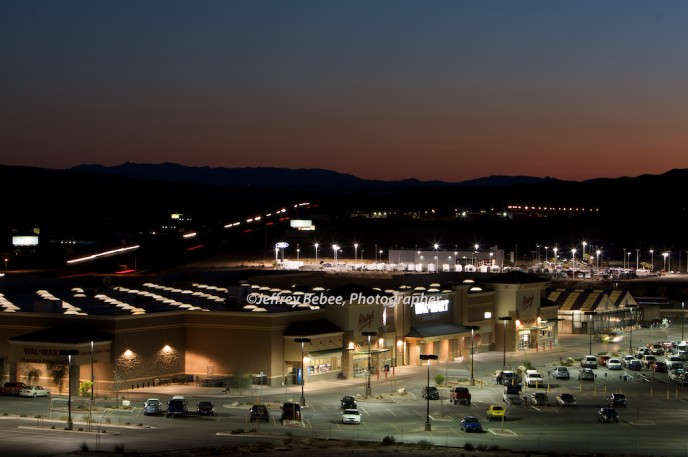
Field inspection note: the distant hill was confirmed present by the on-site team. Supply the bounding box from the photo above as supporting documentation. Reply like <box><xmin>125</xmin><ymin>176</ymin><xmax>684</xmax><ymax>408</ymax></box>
<box><xmin>71</xmin><ymin>162</ymin><xmax>558</xmax><ymax>191</ymax></box>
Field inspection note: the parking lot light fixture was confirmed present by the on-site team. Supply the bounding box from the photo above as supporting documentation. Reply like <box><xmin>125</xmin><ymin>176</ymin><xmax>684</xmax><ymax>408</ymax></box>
<box><xmin>420</xmin><ymin>354</ymin><xmax>438</xmax><ymax>431</ymax></box>
<box><xmin>362</xmin><ymin>331</ymin><xmax>377</xmax><ymax>396</ymax></box>
<box><xmin>498</xmin><ymin>317</ymin><xmax>512</xmax><ymax>368</ymax></box>
<box><xmin>465</xmin><ymin>326</ymin><xmax>480</xmax><ymax>385</ymax></box>
<box><xmin>295</xmin><ymin>338</ymin><xmax>311</xmax><ymax>406</ymax></box>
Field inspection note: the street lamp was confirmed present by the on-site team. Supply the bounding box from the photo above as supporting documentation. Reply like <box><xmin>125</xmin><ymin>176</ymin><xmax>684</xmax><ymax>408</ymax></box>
<box><xmin>333</xmin><ymin>244</ymin><xmax>339</xmax><ymax>264</ymax></box>
<box><xmin>295</xmin><ymin>338</ymin><xmax>311</xmax><ymax>406</ymax></box>
<box><xmin>466</xmin><ymin>326</ymin><xmax>480</xmax><ymax>385</ymax></box>
<box><xmin>499</xmin><ymin>317</ymin><xmax>512</xmax><ymax>368</ymax></box>
<box><xmin>314</xmin><ymin>243</ymin><xmax>319</xmax><ymax>264</ymax></box>
<box><xmin>420</xmin><ymin>354</ymin><xmax>439</xmax><ymax>431</ymax></box>
<box><xmin>635</xmin><ymin>249</ymin><xmax>639</xmax><ymax>270</ymax></box>
<box><xmin>584</xmin><ymin>311</ymin><xmax>597</xmax><ymax>355</ymax></box>
<box><xmin>354</xmin><ymin>243</ymin><xmax>358</xmax><ymax>263</ymax></box>
<box><xmin>545</xmin><ymin>246</ymin><xmax>549</xmax><ymax>263</ymax></box>
<box><xmin>682</xmin><ymin>302</ymin><xmax>685</xmax><ymax>343</ymax></box>
<box><xmin>663</xmin><ymin>252</ymin><xmax>669</xmax><ymax>272</ymax></box>
<box><xmin>650</xmin><ymin>249</ymin><xmax>654</xmax><ymax>271</ymax></box>
<box><xmin>362</xmin><ymin>331</ymin><xmax>377</xmax><ymax>396</ymax></box>
<box><xmin>296</xmin><ymin>244</ymin><xmax>300</xmax><ymax>262</ymax></box>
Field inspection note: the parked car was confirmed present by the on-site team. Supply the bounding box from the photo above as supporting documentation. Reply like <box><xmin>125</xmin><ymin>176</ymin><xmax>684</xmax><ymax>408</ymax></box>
<box><xmin>486</xmin><ymin>404</ymin><xmax>506</xmax><ymax>421</ymax></box>
<box><xmin>597</xmin><ymin>355</ymin><xmax>611</xmax><ymax>367</ymax></box>
<box><xmin>280</xmin><ymin>402</ymin><xmax>301</xmax><ymax>423</ymax></box>
<box><xmin>581</xmin><ymin>355</ymin><xmax>598</xmax><ymax>369</ymax></box>
<box><xmin>143</xmin><ymin>398</ymin><xmax>162</xmax><ymax>415</ymax></box>
<box><xmin>497</xmin><ymin>370</ymin><xmax>516</xmax><ymax>386</ymax></box>
<box><xmin>449</xmin><ymin>386</ymin><xmax>471</xmax><ymax>405</ymax></box>
<box><xmin>665</xmin><ymin>355</ymin><xmax>684</xmax><ymax>370</ymax></box>
<box><xmin>641</xmin><ymin>354</ymin><xmax>657</xmax><ymax>368</ymax></box>
<box><xmin>669</xmin><ymin>368</ymin><xmax>686</xmax><ymax>382</ymax></box>
<box><xmin>249</xmin><ymin>404</ymin><xmax>270</xmax><ymax>422</ymax></box>
<box><xmin>503</xmin><ymin>385</ymin><xmax>522</xmax><ymax>404</ymax></box>
<box><xmin>460</xmin><ymin>415</ymin><xmax>483</xmax><ymax>432</ymax></box>
<box><xmin>341</xmin><ymin>408</ymin><xmax>361</xmax><ymax>424</ymax></box>
<box><xmin>555</xmin><ymin>393</ymin><xmax>576</xmax><ymax>407</ymax></box>
<box><xmin>606</xmin><ymin>358</ymin><xmax>623</xmax><ymax>370</ymax></box>
<box><xmin>598</xmin><ymin>407</ymin><xmax>620</xmax><ymax>423</ymax></box>
<box><xmin>651</xmin><ymin>361</ymin><xmax>669</xmax><ymax>373</ymax></box>
<box><xmin>18</xmin><ymin>385</ymin><xmax>50</xmax><ymax>398</ymax></box>
<box><xmin>621</xmin><ymin>355</ymin><xmax>637</xmax><ymax>367</ymax></box>
<box><xmin>530</xmin><ymin>392</ymin><xmax>549</xmax><ymax>406</ymax></box>
<box><xmin>2</xmin><ymin>382</ymin><xmax>29</xmax><ymax>396</ymax></box>
<box><xmin>166</xmin><ymin>396</ymin><xmax>188</xmax><ymax>418</ymax></box>
<box><xmin>627</xmin><ymin>360</ymin><xmax>642</xmax><ymax>371</ymax></box>
<box><xmin>551</xmin><ymin>366</ymin><xmax>570</xmax><ymax>380</ymax></box>
<box><xmin>422</xmin><ymin>386</ymin><xmax>440</xmax><ymax>400</ymax></box>
<box><xmin>196</xmin><ymin>401</ymin><xmax>215</xmax><ymax>416</ymax></box>
<box><xmin>524</xmin><ymin>370</ymin><xmax>544</xmax><ymax>388</ymax></box>
<box><xmin>635</xmin><ymin>347</ymin><xmax>651</xmax><ymax>358</ymax></box>
<box><xmin>607</xmin><ymin>393</ymin><xmax>627</xmax><ymax>408</ymax></box>
<box><xmin>578</xmin><ymin>368</ymin><xmax>595</xmax><ymax>381</ymax></box>
<box><xmin>340</xmin><ymin>395</ymin><xmax>357</xmax><ymax>409</ymax></box>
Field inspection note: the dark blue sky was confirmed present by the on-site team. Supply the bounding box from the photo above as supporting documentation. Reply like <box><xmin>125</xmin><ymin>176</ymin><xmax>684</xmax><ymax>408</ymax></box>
<box><xmin>3</xmin><ymin>1</ymin><xmax>688</xmax><ymax>181</ymax></box>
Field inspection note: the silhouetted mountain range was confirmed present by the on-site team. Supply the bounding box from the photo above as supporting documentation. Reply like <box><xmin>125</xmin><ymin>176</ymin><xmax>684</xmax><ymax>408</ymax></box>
<box><xmin>72</xmin><ymin>162</ymin><xmax>558</xmax><ymax>191</ymax></box>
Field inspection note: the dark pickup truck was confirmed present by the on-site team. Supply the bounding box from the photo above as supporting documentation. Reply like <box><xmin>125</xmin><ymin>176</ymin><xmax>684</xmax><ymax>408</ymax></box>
<box><xmin>449</xmin><ymin>386</ymin><xmax>471</xmax><ymax>405</ymax></box>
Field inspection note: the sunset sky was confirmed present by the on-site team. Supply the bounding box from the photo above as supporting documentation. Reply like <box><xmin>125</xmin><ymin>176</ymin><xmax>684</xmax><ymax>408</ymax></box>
<box><xmin>3</xmin><ymin>1</ymin><xmax>688</xmax><ymax>182</ymax></box>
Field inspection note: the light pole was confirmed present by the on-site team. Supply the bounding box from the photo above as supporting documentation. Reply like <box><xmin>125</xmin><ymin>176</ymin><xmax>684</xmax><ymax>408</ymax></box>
<box><xmin>623</xmin><ymin>248</ymin><xmax>627</xmax><ymax>269</ymax></box>
<box><xmin>314</xmin><ymin>243</ymin><xmax>319</xmax><ymax>264</ymax></box>
<box><xmin>333</xmin><ymin>244</ymin><xmax>339</xmax><ymax>264</ymax></box>
<box><xmin>596</xmin><ymin>250</ymin><xmax>601</xmax><ymax>272</ymax></box>
<box><xmin>636</xmin><ymin>249</ymin><xmax>639</xmax><ymax>270</ymax></box>
<box><xmin>296</xmin><ymin>244</ymin><xmax>300</xmax><ymax>262</ymax></box>
<box><xmin>60</xmin><ymin>349</ymin><xmax>78</xmax><ymax>430</ymax></box>
<box><xmin>650</xmin><ymin>249</ymin><xmax>654</xmax><ymax>271</ymax></box>
<box><xmin>682</xmin><ymin>302</ymin><xmax>685</xmax><ymax>343</ymax></box>
<box><xmin>627</xmin><ymin>304</ymin><xmax>636</xmax><ymax>353</ymax></box>
<box><xmin>362</xmin><ymin>331</ymin><xmax>377</xmax><ymax>396</ymax></box>
<box><xmin>295</xmin><ymin>338</ymin><xmax>311</xmax><ymax>406</ymax></box>
<box><xmin>420</xmin><ymin>354</ymin><xmax>438</xmax><ymax>431</ymax></box>
<box><xmin>584</xmin><ymin>311</ymin><xmax>597</xmax><ymax>355</ymax></box>
<box><xmin>545</xmin><ymin>246</ymin><xmax>549</xmax><ymax>263</ymax></box>
<box><xmin>668</xmin><ymin>251</ymin><xmax>672</xmax><ymax>272</ymax></box>
<box><xmin>499</xmin><ymin>317</ymin><xmax>512</xmax><ymax>368</ymax></box>
<box><xmin>663</xmin><ymin>252</ymin><xmax>668</xmax><ymax>272</ymax></box>
<box><xmin>553</xmin><ymin>247</ymin><xmax>558</xmax><ymax>267</ymax></box>
<box><xmin>582</xmin><ymin>241</ymin><xmax>587</xmax><ymax>261</ymax></box>
<box><xmin>572</xmin><ymin>249</ymin><xmax>576</xmax><ymax>277</ymax></box>
<box><xmin>354</xmin><ymin>243</ymin><xmax>358</xmax><ymax>263</ymax></box>
<box><xmin>91</xmin><ymin>340</ymin><xmax>95</xmax><ymax>403</ymax></box>
<box><xmin>466</xmin><ymin>326</ymin><xmax>480</xmax><ymax>386</ymax></box>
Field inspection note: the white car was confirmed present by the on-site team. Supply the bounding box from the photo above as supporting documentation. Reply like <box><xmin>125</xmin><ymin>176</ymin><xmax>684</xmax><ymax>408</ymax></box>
<box><xmin>606</xmin><ymin>358</ymin><xmax>623</xmax><ymax>370</ymax></box>
<box><xmin>665</xmin><ymin>355</ymin><xmax>684</xmax><ymax>370</ymax></box>
<box><xmin>18</xmin><ymin>385</ymin><xmax>50</xmax><ymax>398</ymax></box>
<box><xmin>341</xmin><ymin>408</ymin><xmax>361</xmax><ymax>424</ymax></box>
<box><xmin>621</xmin><ymin>355</ymin><xmax>636</xmax><ymax>367</ymax></box>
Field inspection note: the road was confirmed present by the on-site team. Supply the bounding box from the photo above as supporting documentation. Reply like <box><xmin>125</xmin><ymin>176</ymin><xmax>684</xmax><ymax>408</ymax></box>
<box><xmin>2</xmin><ymin>324</ymin><xmax>688</xmax><ymax>457</ymax></box>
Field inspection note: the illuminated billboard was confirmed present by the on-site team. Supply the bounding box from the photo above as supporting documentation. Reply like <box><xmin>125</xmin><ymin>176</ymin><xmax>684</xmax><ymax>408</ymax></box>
<box><xmin>290</xmin><ymin>220</ymin><xmax>315</xmax><ymax>231</ymax></box>
<box><xmin>12</xmin><ymin>236</ymin><xmax>39</xmax><ymax>246</ymax></box>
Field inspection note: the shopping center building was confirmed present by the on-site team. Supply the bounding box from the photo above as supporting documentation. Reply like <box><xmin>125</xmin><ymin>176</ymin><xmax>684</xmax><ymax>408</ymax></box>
<box><xmin>0</xmin><ymin>269</ymin><xmax>642</xmax><ymax>397</ymax></box>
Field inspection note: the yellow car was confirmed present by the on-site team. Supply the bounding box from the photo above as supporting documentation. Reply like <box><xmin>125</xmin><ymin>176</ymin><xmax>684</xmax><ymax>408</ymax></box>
<box><xmin>486</xmin><ymin>404</ymin><xmax>506</xmax><ymax>421</ymax></box>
